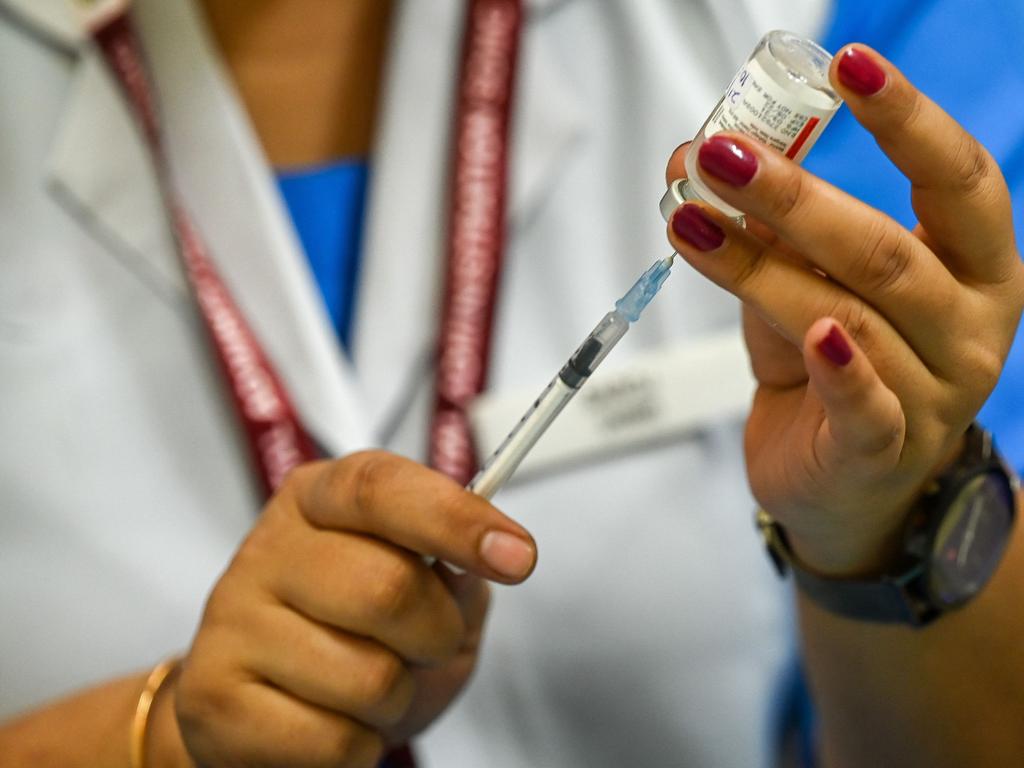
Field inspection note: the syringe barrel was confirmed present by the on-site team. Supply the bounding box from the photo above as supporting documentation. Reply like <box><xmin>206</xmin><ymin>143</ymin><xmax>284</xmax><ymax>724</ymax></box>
<box><xmin>467</xmin><ymin>375</ymin><xmax>577</xmax><ymax>500</ymax></box>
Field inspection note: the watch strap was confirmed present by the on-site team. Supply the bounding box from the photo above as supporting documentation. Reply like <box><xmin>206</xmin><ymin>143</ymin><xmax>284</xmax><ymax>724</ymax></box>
<box><xmin>757</xmin><ymin>510</ymin><xmax>931</xmax><ymax>625</ymax></box>
<box><xmin>789</xmin><ymin>565</ymin><xmax>927</xmax><ymax>625</ymax></box>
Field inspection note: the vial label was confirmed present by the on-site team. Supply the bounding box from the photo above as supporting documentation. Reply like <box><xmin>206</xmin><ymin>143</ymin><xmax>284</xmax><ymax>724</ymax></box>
<box><xmin>707</xmin><ymin>58</ymin><xmax>833</xmax><ymax>163</ymax></box>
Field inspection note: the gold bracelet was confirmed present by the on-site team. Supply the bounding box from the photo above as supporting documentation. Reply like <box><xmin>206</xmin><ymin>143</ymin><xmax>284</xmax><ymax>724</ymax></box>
<box><xmin>130</xmin><ymin>656</ymin><xmax>182</xmax><ymax>768</ymax></box>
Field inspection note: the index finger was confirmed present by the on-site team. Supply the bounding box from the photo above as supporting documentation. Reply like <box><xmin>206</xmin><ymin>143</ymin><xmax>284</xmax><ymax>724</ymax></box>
<box><xmin>290</xmin><ymin>453</ymin><xmax>537</xmax><ymax>584</ymax></box>
<box><xmin>833</xmin><ymin>44</ymin><xmax>1016</xmax><ymax>280</ymax></box>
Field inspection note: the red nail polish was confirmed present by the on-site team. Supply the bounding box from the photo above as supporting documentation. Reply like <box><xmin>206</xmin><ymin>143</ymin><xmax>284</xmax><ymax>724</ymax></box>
<box><xmin>698</xmin><ymin>136</ymin><xmax>758</xmax><ymax>187</ymax></box>
<box><xmin>817</xmin><ymin>324</ymin><xmax>853</xmax><ymax>367</ymax></box>
<box><xmin>671</xmin><ymin>204</ymin><xmax>726</xmax><ymax>251</ymax></box>
<box><xmin>837</xmin><ymin>48</ymin><xmax>887</xmax><ymax>96</ymax></box>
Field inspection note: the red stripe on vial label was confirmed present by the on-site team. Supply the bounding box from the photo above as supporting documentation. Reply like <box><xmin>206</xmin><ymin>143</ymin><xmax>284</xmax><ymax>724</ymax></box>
<box><xmin>786</xmin><ymin>116</ymin><xmax>820</xmax><ymax>160</ymax></box>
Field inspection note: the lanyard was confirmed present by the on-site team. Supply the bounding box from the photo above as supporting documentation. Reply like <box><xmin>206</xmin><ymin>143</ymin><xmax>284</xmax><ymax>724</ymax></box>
<box><xmin>430</xmin><ymin>0</ymin><xmax>524</xmax><ymax>485</ymax></box>
<box><xmin>84</xmin><ymin>1</ymin><xmax>319</xmax><ymax>499</ymax></box>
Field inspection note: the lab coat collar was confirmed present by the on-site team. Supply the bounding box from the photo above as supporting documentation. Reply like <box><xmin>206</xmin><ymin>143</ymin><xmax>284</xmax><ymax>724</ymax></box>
<box><xmin>0</xmin><ymin>0</ymin><xmax>81</xmax><ymax>52</ymax></box>
<box><xmin>20</xmin><ymin>0</ymin><xmax>374</xmax><ymax>456</ymax></box>
<box><xmin>352</xmin><ymin>0</ymin><xmax>586</xmax><ymax>440</ymax></box>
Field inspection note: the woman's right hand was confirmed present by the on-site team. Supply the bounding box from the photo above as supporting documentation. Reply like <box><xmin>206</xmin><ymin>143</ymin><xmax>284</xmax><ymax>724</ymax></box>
<box><xmin>161</xmin><ymin>451</ymin><xmax>537</xmax><ymax>767</ymax></box>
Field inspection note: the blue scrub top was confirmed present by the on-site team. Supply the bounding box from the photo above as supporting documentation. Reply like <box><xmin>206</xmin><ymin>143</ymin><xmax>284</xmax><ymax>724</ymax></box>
<box><xmin>277</xmin><ymin>160</ymin><xmax>370</xmax><ymax>350</ymax></box>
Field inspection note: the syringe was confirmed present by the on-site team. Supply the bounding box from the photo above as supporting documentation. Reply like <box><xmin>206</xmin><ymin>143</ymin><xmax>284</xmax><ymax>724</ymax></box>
<box><xmin>467</xmin><ymin>254</ymin><xmax>675</xmax><ymax>499</ymax></box>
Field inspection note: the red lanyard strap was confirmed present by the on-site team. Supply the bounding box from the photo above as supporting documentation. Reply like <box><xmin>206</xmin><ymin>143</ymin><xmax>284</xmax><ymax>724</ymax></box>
<box><xmin>90</xmin><ymin>10</ymin><xmax>319</xmax><ymax>498</ymax></box>
<box><xmin>429</xmin><ymin>0</ymin><xmax>524</xmax><ymax>485</ymax></box>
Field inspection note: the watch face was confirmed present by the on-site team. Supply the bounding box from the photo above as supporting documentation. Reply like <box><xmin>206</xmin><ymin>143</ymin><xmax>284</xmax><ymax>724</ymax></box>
<box><xmin>927</xmin><ymin>471</ymin><xmax>1016</xmax><ymax>608</ymax></box>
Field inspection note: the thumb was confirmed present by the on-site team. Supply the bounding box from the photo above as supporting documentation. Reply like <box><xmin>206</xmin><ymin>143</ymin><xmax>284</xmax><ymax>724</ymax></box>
<box><xmin>293</xmin><ymin>453</ymin><xmax>538</xmax><ymax>584</ymax></box>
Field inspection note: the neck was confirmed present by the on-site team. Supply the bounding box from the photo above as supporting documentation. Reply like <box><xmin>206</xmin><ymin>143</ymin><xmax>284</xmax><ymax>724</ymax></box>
<box><xmin>198</xmin><ymin>0</ymin><xmax>395</xmax><ymax>169</ymax></box>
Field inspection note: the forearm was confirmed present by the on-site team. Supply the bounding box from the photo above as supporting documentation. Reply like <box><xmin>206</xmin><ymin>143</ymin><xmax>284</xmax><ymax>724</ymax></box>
<box><xmin>800</xmin><ymin>511</ymin><xmax>1024</xmax><ymax>767</ymax></box>
<box><xmin>0</xmin><ymin>670</ymin><xmax>190</xmax><ymax>767</ymax></box>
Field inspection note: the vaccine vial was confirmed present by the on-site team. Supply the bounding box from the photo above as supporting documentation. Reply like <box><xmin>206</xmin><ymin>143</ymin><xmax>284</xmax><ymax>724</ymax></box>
<box><xmin>677</xmin><ymin>30</ymin><xmax>842</xmax><ymax>220</ymax></box>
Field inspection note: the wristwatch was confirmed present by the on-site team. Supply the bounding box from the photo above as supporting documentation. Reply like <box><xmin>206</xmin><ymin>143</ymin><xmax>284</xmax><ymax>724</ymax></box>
<box><xmin>758</xmin><ymin>423</ymin><xmax>1019</xmax><ymax>626</ymax></box>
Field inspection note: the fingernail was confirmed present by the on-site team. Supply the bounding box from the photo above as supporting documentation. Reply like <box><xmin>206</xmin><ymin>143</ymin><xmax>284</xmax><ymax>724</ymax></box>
<box><xmin>671</xmin><ymin>204</ymin><xmax>725</xmax><ymax>251</ymax></box>
<box><xmin>817</xmin><ymin>324</ymin><xmax>853</xmax><ymax>367</ymax></box>
<box><xmin>480</xmin><ymin>531</ymin><xmax>535</xmax><ymax>579</ymax></box>
<box><xmin>698</xmin><ymin>135</ymin><xmax>758</xmax><ymax>186</ymax></box>
<box><xmin>837</xmin><ymin>47</ymin><xmax>887</xmax><ymax>96</ymax></box>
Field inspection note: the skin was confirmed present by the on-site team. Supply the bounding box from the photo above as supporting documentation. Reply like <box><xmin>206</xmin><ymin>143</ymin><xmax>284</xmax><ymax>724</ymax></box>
<box><xmin>169</xmin><ymin>454</ymin><xmax>537</xmax><ymax>766</ymax></box>
<box><xmin>199</xmin><ymin>0</ymin><xmax>395</xmax><ymax>166</ymax></box>
<box><xmin>666</xmin><ymin>45</ymin><xmax>1024</xmax><ymax>766</ymax></box>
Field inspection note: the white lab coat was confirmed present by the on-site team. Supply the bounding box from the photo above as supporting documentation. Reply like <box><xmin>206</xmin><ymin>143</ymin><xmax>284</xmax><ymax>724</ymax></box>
<box><xmin>0</xmin><ymin>1</ymin><xmax>830</xmax><ymax>765</ymax></box>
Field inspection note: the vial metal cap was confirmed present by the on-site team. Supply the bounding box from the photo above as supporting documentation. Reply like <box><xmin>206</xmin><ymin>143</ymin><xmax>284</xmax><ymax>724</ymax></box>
<box><xmin>660</xmin><ymin>178</ymin><xmax>745</xmax><ymax>228</ymax></box>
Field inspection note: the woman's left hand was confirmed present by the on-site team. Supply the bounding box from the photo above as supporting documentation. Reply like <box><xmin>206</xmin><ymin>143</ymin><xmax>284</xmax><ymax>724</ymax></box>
<box><xmin>666</xmin><ymin>44</ymin><xmax>1024</xmax><ymax>576</ymax></box>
